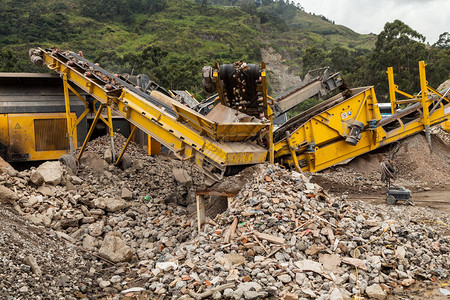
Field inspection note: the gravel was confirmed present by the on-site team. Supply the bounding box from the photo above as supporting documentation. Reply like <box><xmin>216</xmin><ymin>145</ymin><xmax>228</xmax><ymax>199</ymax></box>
<box><xmin>0</xmin><ymin>132</ymin><xmax>448</xmax><ymax>299</ymax></box>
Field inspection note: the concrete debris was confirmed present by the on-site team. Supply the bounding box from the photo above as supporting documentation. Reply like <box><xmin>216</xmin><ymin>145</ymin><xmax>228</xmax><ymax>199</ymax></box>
<box><xmin>92</xmin><ymin>197</ymin><xmax>130</xmax><ymax>212</ymax></box>
<box><xmin>0</xmin><ymin>132</ymin><xmax>448</xmax><ymax>299</ymax></box>
<box><xmin>0</xmin><ymin>184</ymin><xmax>19</xmax><ymax>204</ymax></box>
<box><xmin>30</xmin><ymin>171</ymin><xmax>44</xmax><ymax>186</ymax></box>
<box><xmin>365</xmin><ymin>284</ymin><xmax>387</xmax><ymax>300</ymax></box>
<box><xmin>35</xmin><ymin>161</ymin><xmax>64</xmax><ymax>185</ymax></box>
<box><xmin>98</xmin><ymin>232</ymin><xmax>134</xmax><ymax>263</ymax></box>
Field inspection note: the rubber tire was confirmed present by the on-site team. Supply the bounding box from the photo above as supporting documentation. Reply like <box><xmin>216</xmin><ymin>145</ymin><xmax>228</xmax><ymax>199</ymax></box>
<box><xmin>118</xmin><ymin>153</ymin><xmax>133</xmax><ymax>170</ymax></box>
<box><xmin>59</xmin><ymin>154</ymin><xmax>78</xmax><ymax>174</ymax></box>
<box><xmin>386</xmin><ymin>195</ymin><xmax>397</xmax><ymax>205</ymax></box>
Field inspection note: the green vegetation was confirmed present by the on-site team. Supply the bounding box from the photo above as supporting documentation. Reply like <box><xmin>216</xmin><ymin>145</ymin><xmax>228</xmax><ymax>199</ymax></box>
<box><xmin>0</xmin><ymin>0</ymin><xmax>448</xmax><ymax>101</ymax></box>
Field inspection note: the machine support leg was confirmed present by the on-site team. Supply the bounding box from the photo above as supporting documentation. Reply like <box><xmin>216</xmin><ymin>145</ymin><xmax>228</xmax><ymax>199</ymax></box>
<box><xmin>107</xmin><ymin>106</ymin><xmax>115</xmax><ymax>161</ymax></box>
<box><xmin>269</xmin><ymin>116</ymin><xmax>274</xmax><ymax>164</ymax></box>
<box><xmin>62</xmin><ymin>74</ymin><xmax>74</xmax><ymax>153</ymax></box>
<box><xmin>286</xmin><ymin>131</ymin><xmax>301</xmax><ymax>173</ymax></box>
<box><xmin>115</xmin><ymin>125</ymin><xmax>137</xmax><ymax>165</ymax></box>
<box><xmin>77</xmin><ymin>104</ymin><xmax>105</xmax><ymax>161</ymax></box>
<box><xmin>419</xmin><ymin>61</ymin><xmax>431</xmax><ymax>149</ymax></box>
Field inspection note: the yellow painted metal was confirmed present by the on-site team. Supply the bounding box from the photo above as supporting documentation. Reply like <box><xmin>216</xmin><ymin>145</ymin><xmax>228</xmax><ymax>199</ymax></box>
<box><xmin>276</xmin><ymin>61</ymin><xmax>450</xmax><ymax>172</ymax></box>
<box><xmin>0</xmin><ymin>114</ymin><xmax>9</xmax><ymax>147</ymax></box>
<box><xmin>116</xmin><ymin>125</ymin><xmax>136</xmax><ymax>165</ymax></box>
<box><xmin>149</xmin><ymin>137</ymin><xmax>161</xmax><ymax>155</ymax></box>
<box><xmin>261</xmin><ymin>62</ymin><xmax>274</xmax><ymax>164</ymax></box>
<box><xmin>63</xmin><ymin>73</ymin><xmax>91</xmax><ymax>142</ymax></box>
<box><xmin>77</xmin><ymin>104</ymin><xmax>105</xmax><ymax>161</ymax></box>
<box><xmin>442</xmin><ymin>120</ymin><xmax>450</xmax><ymax>132</ymax></box>
<box><xmin>172</xmin><ymin>102</ymin><xmax>267</xmax><ymax>142</ymax></box>
<box><xmin>387</xmin><ymin>67</ymin><xmax>397</xmax><ymax>115</ymax></box>
<box><xmin>4</xmin><ymin>113</ymin><xmax>77</xmax><ymax>161</ymax></box>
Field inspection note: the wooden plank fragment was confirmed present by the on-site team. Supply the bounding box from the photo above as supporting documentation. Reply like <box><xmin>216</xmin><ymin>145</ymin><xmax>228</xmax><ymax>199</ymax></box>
<box><xmin>254</xmin><ymin>232</ymin><xmax>285</xmax><ymax>245</ymax></box>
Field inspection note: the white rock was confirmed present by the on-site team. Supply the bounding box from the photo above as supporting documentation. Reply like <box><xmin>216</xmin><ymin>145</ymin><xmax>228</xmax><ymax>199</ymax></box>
<box><xmin>366</xmin><ymin>284</ymin><xmax>387</xmax><ymax>300</ymax></box>
<box><xmin>36</xmin><ymin>161</ymin><xmax>63</xmax><ymax>185</ymax></box>
<box><xmin>329</xmin><ymin>288</ymin><xmax>344</xmax><ymax>300</ymax></box>
<box><xmin>121</xmin><ymin>287</ymin><xmax>145</xmax><ymax>294</ymax></box>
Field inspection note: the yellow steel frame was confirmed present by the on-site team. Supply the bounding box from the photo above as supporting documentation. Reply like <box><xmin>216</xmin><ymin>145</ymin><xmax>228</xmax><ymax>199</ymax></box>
<box><xmin>38</xmin><ymin>48</ymin><xmax>268</xmax><ymax>180</ymax></box>
<box><xmin>276</xmin><ymin>61</ymin><xmax>450</xmax><ymax>172</ymax></box>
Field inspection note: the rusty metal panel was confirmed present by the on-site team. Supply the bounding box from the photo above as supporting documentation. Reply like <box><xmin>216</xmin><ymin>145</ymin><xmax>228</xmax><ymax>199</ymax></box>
<box><xmin>34</xmin><ymin>118</ymin><xmax>69</xmax><ymax>151</ymax></box>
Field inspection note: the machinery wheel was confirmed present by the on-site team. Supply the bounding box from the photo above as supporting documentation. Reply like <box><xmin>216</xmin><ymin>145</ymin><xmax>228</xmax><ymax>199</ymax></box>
<box><xmin>386</xmin><ymin>195</ymin><xmax>397</xmax><ymax>205</ymax></box>
<box><xmin>59</xmin><ymin>154</ymin><xmax>78</xmax><ymax>174</ymax></box>
<box><xmin>117</xmin><ymin>153</ymin><xmax>133</xmax><ymax>170</ymax></box>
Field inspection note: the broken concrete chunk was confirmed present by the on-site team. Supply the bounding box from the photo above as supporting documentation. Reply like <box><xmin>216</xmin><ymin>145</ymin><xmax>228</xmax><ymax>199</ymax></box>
<box><xmin>99</xmin><ymin>233</ymin><xmax>134</xmax><ymax>263</ymax></box>
<box><xmin>24</xmin><ymin>255</ymin><xmax>42</xmax><ymax>277</ymax></box>
<box><xmin>121</xmin><ymin>187</ymin><xmax>133</xmax><ymax>200</ymax></box>
<box><xmin>342</xmin><ymin>257</ymin><xmax>368</xmax><ymax>271</ymax></box>
<box><xmin>70</xmin><ymin>176</ymin><xmax>83</xmax><ymax>185</ymax></box>
<box><xmin>93</xmin><ymin>197</ymin><xmax>130</xmax><ymax>212</ymax></box>
<box><xmin>35</xmin><ymin>161</ymin><xmax>64</xmax><ymax>185</ymax></box>
<box><xmin>173</xmin><ymin>168</ymin><xmax>192</xmax><ymax>185</ymax></box>
<box><xmin>82</xmin><ymin>235</ymin><xmax>97</xmax><ymax>251</ymax></box>
<box><xmin>219</xmin><ymin>253</ymin><xmax>246</xmax><ymax>270</ymax></box>
<box><xmin>294</xmin><ymin>259</ymin><xmax>330</xmax><ymax>279</ymax></box>
<box><xmin>365</xmin><ymin>284</ymin><xmax>387</xmax><ymax>300</ymax></box>
<box><xmin>0</xmin><ymin>185</ymin><xmax>19</xmax><ymax>204</ymax></box>
<box><xmin>30</xmin><ymin>171</ymin><xmax>45</xmax><ymax>186</ymax></box>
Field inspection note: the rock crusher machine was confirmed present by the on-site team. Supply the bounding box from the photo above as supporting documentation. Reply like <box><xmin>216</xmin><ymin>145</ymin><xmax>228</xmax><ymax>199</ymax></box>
<box><xmin>29</xmin><ymin>48</ymin><xmax>450</xmax><ymax>190</ymax></box>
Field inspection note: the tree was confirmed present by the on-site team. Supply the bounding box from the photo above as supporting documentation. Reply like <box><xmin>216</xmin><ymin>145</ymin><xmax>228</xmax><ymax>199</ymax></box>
<box><xmin>0</xmin><ymin>48</ymin><xmax>19</xmax><ymax>72</ymax></box>
<box><xmin>369</xmin><ymin>20</ymin><xmax>427</xmax><ymax>95</ymax></box>
<box><xmin>433</xmin><ymin>32</ymin><xmax>450</xmax><ymax>49</ymax></box>
<box><xmin>302</xmin><ymin>47</ymin><xmax>326</xmax><ymax>75</ymax></box>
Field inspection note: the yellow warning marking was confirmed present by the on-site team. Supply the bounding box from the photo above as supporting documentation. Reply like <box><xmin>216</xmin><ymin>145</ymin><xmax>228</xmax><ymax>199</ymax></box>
<box><xmin>14</xmin><ymin>123</ymin><xmax>21</xmax><ymax>129</ymax></box>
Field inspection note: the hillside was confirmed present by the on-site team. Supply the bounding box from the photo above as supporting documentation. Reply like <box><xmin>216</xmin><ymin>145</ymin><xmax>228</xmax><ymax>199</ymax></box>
<box><xmin>0</xmin><ymin>0</ymin><xmax>376</xmax><ymax>96</ymax></box>
<box><xmin>0</xmin><ymin>0</ymin><xmax>447</xmax><ymax>99</ymax></box>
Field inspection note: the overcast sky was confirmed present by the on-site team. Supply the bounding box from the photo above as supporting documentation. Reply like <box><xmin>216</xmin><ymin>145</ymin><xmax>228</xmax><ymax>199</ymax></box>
<box><xmin>295</xmin><ymin>0</ymin><xmax>449</xmax><ymax>44</ymax></box>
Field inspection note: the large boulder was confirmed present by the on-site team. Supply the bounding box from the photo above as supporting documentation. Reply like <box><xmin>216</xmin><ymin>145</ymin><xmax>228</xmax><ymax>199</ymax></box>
<box><xmin>99</xmin><ymin>233</ymin><xmax>134</xmax><ymax>263</ymax></box>
<box><xmin>35</xmin><ymin>161</ymin><xmax>64</xmax><ymax>185</ymax></box>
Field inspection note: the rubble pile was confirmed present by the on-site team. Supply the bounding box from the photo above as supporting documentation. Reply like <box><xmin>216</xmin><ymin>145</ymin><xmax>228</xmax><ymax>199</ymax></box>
<box><xmin>163</xmin><ymin>165</ymin><xmax>449</xmax><ymax>299</ymax></box>
<box><xmin>0</xmin><ymin>207</ymin><xmax>100</xmax><ymax>299</ymax></box>
<box><xmin>0</xmin><ymin>133</ymin><xmax>448</xmax><ymax>299</ymax></box>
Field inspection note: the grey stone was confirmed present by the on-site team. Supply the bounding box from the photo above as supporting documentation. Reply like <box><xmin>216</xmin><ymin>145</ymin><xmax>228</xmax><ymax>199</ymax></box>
<box><xmin>93</xmin><ymin>198</ymin><xmax>130</xmax><ymax>212</ymax></box>
<box><xmin>99</xmin><ymin>280</ymin><xmax>111</xmax><ymax>289</ymax></box>
<box><xmin>99</xmin><ymin>233</ymin><xmax>134</xmax><ymax>263</ymax></box>
<box><xmin>110</xmin><ymin>275</ymin><xmax>121</xmax><ymax>284</ymax></box>
<box><xmin>30</xmin><ymin>171</ymin><xmax>45</xmax><ymax>186</ymax></box>
<box><xmin>243</xmin><ymin>291</ymin><xmax>260</xmax><ymax>300</ymax></box>
<box><xmin>24</xmin><ymin>255</ymin><xmax>42</xmax><ymax>277</ymax></box>
<box><xmin>121</xmin><ymin>187</ymin><xmax>133</xmax><ymax>200</ymax></box>
<box><xmin>223</xmin><ymin>288</ymin><xmax>234</xmax><ymax>298</ymax></box>
<box><xmin>277</xmin><ymin>274</ymin><xmax>292</xmax><ymax>283</ymax></box>
<box><xmin>173</xmin><ymin>168</ymin><xmax>192</xmax><ymax>185</ymax></box>
<box><xmin>71</xmin><ymin>176</ymin><xmax>84</xmax><ymax>185</ymax></box>
<box><xmin>82</xmin><ymin>235</ymin><xmax>97</xmax><ymax>251</ymax></box>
